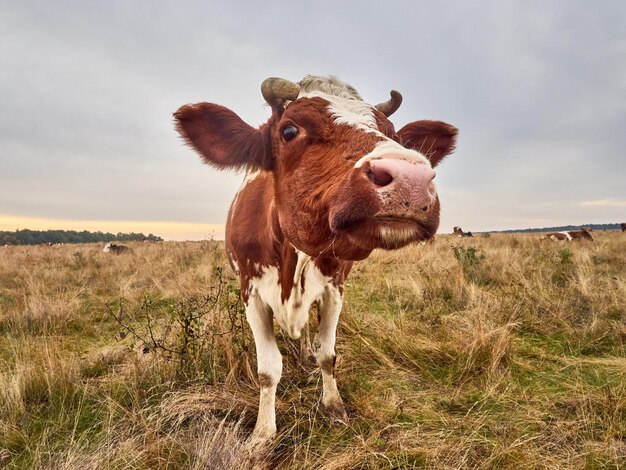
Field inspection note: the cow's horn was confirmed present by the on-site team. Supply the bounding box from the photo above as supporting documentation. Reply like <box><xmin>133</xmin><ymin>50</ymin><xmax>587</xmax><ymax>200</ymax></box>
<box><xmin>375</xmin><ymin>90</ymin><xmax>403</xmax><ymax>117</ymax></box>
<box><xmin>261</xmin><ymin>77</ymin><xmax>300</xmax><ymax>108</ymax></box>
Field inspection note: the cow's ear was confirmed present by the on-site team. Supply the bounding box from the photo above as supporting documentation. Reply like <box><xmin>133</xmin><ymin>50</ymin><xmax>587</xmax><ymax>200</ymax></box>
<box><xmin>174</xmin><ymin>103</ymin><xmax>271</xmax><ymax>170</ymax></box>
<box><xmin>397</xmin><ymin>120</ymin><xmax>458</xmax><ymax>168</ymax></box>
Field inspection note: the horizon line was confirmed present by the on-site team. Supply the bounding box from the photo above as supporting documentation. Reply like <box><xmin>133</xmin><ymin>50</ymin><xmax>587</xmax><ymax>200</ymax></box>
<box><xmin>0</xmin><ymin>214</ymin><xmax>226</xmax><ymax>241</ymax></box>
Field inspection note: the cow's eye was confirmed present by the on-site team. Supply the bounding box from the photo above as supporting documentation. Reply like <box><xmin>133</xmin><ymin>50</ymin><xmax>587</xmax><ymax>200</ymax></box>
<box><xmin>281</xmin><ymin>125</ymin><xmax>299</xmax><ymax>142</ymax></box>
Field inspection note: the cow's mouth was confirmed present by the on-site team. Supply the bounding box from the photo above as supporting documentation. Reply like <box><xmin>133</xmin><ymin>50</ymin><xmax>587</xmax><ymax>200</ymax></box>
<box><xmin>372</xmin><ymin>216</ymin><xmax>421</xmax><ymax>225</ymax></box>
<box><xmin>372</xmin><ymin>215</ymin><xmax>432</xmax><ymax>234</ymax></box>
<box><xmin>321</xmin><ymin>209</ymin><xmax>437</xmax><ymax>260</ymax></box>
<box><xmin>372</xmin><ymin>215</ymin><xmax>437</xmax><ymax>245</ymax></box>
<box><xmin>332</xmin><ymin>213</ymin><xmax>429</xmax><ymax>234</ymax></box>
<box><xmin>373</xmin><ymin>217</ymin><xmax>421</xmax><ymax>234</ymax></box>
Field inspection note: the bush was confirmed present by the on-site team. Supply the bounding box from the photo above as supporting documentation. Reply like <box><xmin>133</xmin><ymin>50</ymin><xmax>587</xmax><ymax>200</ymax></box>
<box><xmin>107</xmin><ymin>267</ymin><xmax>248</xmax><ymax>383</ymax></box>
<box><xmin>558</xmin><ymin>247</ymin><xmax>573</xmax><ymax>264</ymax></box>
<box><xmin>452</xmin><ymin>244</ymin><xmax>486</xmax><ymax>270</ymax></box>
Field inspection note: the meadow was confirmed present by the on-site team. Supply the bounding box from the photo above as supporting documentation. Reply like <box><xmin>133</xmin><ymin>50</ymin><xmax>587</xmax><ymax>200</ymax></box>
<box><xmin>0</xmin><ymin>232</ymin><xmax>624</xmax><ymax>469</ymax></box>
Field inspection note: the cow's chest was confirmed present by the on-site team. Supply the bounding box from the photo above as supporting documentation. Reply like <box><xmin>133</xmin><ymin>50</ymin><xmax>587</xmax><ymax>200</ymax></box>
<box><xmin>249</xmin><ymin>251</ymin><xmax>330</xmax><ymax>339</ymax></box>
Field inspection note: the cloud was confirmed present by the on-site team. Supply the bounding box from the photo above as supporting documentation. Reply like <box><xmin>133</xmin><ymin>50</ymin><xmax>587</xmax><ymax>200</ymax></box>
<box><xmin>579</xmin><ymin>199</ymin><xmax>626</xmax><ymax>208</ymax></box>
<box><xmin>1</xmin><ymin>1</ymin><xmax>625</xmax><ymax>237</ymax></box>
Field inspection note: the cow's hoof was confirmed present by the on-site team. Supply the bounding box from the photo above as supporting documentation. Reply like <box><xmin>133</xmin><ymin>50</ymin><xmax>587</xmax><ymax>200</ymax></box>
<box><xmin>322</xmin><ymin>400</ymin><xmax>348</xmax><ymax>424</ymax></box>
<box><xmin>244</xmin><ymin>432</ymin><xmax>275</xmax><ymax>463</ymax></box>
<box><xmin>250</xmin><ymin>425</ymin><xmax>276</xmax><ymax>441</ymax></box>
<box><xmin>247</xmin><ymin>429</ymin><xmax>275</xmax><ymax>452</ymax></box>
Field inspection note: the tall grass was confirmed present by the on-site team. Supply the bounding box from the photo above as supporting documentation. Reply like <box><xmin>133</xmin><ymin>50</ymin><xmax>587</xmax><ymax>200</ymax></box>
<box><xmin>0</xmin><ymin>233</ymin><xmax>624</xmax><ymax>468</ymax></box>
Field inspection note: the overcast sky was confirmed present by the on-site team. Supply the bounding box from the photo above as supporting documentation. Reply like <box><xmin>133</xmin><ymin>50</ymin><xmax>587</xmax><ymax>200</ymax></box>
<box><xmin>1</xmin><ymin>1</ymin><xmax>625</xmax><ymax>240</ymax></box>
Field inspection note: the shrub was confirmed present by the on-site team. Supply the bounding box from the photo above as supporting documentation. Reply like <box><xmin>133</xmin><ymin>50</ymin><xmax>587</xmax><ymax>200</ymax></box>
<box><xmin>107</xmin><ymin>268</ymin><xmax>248</xmax><ymax>383</ymax></box>
<box><xmin>452</xmin><ymin>244</ymin><xmax>486</xmax><ymax>271</ymax></box>
<box><xmin>558</xmin><ymin>247</ymin><xmax>573</xmax><ymax>265</ymax></box>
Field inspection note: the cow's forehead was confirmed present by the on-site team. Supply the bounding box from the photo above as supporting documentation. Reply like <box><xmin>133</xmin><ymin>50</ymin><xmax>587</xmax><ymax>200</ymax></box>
<box><xmin>291</xmin><ymin>91</ymin><xmax>383</xmax><ymax>135</ymax></box>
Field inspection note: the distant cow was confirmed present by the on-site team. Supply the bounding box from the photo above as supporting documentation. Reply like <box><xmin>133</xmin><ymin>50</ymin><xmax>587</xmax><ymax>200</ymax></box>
<box><xmin>453</xmin><ymin>226</ymin><xmax>473</xmax><ymax>237</ymax></box>
<box><xmin>542</xmin><ymin>228</ymin><xmax>593</xmax><ymax>241</ymax></box>
<box><xmin>621</xmin><ymin>223</ymin><xmax>626</xmax><ymax>232</ymax></box>
<box><xmin>103</xmin><ymin>243</ymin><xmax>131</xmax><ymax>254</ymax></box>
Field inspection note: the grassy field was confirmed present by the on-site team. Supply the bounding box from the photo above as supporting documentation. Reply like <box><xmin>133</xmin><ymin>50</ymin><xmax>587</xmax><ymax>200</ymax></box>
<box><xmin>0</xmin><ymin>232</ymin><xmax>624</xmax><ymax>469</ymax></box>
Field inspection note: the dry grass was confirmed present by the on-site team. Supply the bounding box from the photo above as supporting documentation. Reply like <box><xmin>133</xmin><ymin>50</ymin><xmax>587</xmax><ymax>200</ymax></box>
<box><xmin>0</xmin><ymin>233</ymin><xmax>624</xmax><ymax>469</ymax></box>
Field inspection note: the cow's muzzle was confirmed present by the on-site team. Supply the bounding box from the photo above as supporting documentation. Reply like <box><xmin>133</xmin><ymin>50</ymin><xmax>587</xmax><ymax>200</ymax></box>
<box><xmin>364</xmin><ymin>156</ymin><xmax>437</xmax><ymax>220</ymax></box>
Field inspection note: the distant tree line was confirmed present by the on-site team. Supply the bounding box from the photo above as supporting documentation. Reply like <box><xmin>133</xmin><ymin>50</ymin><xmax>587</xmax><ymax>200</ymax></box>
<box><xmin>0</xmin><ymin>229</ymin><xmax>163</xmax><ymax>246</ymax></box>
<box><xmin>490</xmin><ymin>223</ymin><xmax>622</xmax><ymax>234</ymax></box>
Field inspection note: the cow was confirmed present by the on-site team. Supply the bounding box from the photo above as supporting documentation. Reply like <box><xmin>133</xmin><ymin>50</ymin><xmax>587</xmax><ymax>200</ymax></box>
<box><xmin>174</xmin><ymin>75</ymin><xmax>458</xmax><ymax>441</ymax></box>
<box><xmin>541</xmin><ymin>228</ymin><xmax>594</xmax><ymax>241</ymax></box>
<box><xmin>103</xmin><ymin>242</ymin><xmax>131</xmax><ymax>254</ymax></box>
<box><xmin>621</xmin><ymin>223</ymin><xmax>626</xmax><ymax>232</ymax></box>
<box><xmin>453</xmin><ymin>226</ymin><xmax>473</xmax><ymax>237</ymax></box>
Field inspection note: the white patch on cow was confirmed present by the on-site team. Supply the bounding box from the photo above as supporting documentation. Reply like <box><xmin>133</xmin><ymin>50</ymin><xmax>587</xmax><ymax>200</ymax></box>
<box><xmin>379</xmin><ymin>226</ymin><xmax>418</xmax><ymax>246</ymax></box>
<box><xmin>250</xmin><ymin>250</ymin><xmax>330</xmax><ymax>340</ymax></box>
<box><xmin>241</xmin><ymin>169</ymin><xmax>261</xmax><ymax>187</ymax></box>
<box><xmin>354</xmin><ymin>140</ymin><xmax>431</xmax><ymax>169</ymax></box>
<box><xmin>559</xmin><ymin>231</ymin><xmax>573</xmax><ymax>241</ymax></box>
<box><xmin>231</xmin><ymin>259</ymin><xmax>239</xmax><ymax>275</ymax></box>
<box><xmin>245</xmin><ymin>293</ymin><xmax>281</xmax><ymax>440</ymax></box>
<box><xmin>298</xmin><ymin>90</ymin><xmax>383</xmax><ymax>135</ymax></box>
<box><xmin>296</xmin><ymin>76</ymin><xmax>381</xmax><ymax>134</ymax></box>
<box><xmin>103</xmin><ymin>243</ymin><xmax>111</xmax><ymax>253</ymax></box>
<box><xmin>314</xmin><ymin>283</ymin><xmax>344</xmax><ymax>411</ymax></box>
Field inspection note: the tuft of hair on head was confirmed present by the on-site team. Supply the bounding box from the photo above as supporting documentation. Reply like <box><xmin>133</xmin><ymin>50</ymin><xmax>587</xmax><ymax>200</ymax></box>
<box><xmin>298</xmin><ymin>75</ymin><xmax>364</xmax><ymax>101</ymax></box>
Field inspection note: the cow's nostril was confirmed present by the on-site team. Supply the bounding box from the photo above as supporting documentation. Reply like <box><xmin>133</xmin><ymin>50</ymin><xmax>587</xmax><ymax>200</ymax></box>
<box><xmin>421</xmin><ymin>205</ymin><xmax>430</xmax><ymax>212</ymax></box>
<box><xmin>367</xmin><ymin>166</ymin><xmax>393</xmax><ymax>187</ymax></box>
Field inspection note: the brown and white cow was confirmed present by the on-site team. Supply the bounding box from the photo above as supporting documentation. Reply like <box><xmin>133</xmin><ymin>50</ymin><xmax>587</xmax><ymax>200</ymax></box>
<box><xmin>174</xmin><ymin>75</ymin><xmax>457</xmax><ymax>441</ymax></box>
<box><xmin>453</xmin><ymin>226</ymin><xmax>473</xmax><ymax>237</ymax></box>
<box><xmin>542</xmin><ymin>228</ymin><xmax>594</xmax><ymax>241</ymax></box>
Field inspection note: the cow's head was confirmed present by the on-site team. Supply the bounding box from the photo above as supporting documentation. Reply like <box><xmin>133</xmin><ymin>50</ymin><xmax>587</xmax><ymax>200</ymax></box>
<box><xmin>175</xmin><ymin>76</ymin><xmax>457</xmax><ymax>260</ymax></box>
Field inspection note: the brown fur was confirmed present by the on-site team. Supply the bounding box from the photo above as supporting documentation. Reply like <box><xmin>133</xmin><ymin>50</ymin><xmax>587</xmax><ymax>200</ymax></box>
<box><xmin>258</xmin><ymin>373</ymin><xmax>273</xmax><ymax>389</ymax></box>
<box><xmin>319</xmin><ymin>355</ymin><xmax>337</xmax><ymax>378</ymax></box>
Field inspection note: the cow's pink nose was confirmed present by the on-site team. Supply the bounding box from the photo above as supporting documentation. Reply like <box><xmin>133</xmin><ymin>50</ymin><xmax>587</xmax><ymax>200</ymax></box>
<box><xmin>366</xmin><ymin>157</ymin><xmax>436</xmax><ymax>214</ymax></box>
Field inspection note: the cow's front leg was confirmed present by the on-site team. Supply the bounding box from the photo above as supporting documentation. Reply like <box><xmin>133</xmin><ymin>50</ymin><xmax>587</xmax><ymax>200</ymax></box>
<box><xmin>246</xmin><ymin>293</ymin><xmax>282</xmax><ymax>441</ymax></box>
<box><xmin>314</xmin><ymin>285</ymin><xmax>348</xmax><ymax>422</ymax></box>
